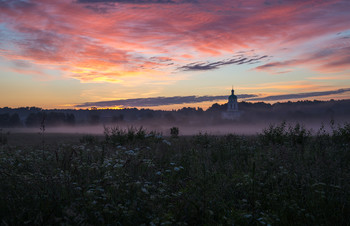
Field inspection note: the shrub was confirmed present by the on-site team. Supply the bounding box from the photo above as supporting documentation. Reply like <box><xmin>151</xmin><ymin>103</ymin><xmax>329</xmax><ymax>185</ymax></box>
<box><xmin>170</xmin><ymin>127</ymin><xmax>179</xmax><ymax>138</ymax></box>
<box><xmin>260</xmin><ymin>121</ymin><xmax>287</xmax><ymax>145</ymax></box>
<box><xmin>332</xmin><ymin>122</ymin><xmax>350</xmax><ymax>145</ymax></box>
<box><xmin>104</xmin><ymin>126</ymin><xmax>161</xmax><ymax>145</ymax></box>
<box><xmin>260</xmin><ymin>122</ymin><xmax>311</xmax><ymax>146</ymax></box>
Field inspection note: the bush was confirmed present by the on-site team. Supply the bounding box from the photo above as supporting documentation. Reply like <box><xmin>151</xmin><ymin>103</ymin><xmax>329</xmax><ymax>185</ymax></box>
<box><xmin>170</xmin><ymin>127</ymin><xmax>179</xmax><ymax>138</ymax></box>
<box><xmin>260</xmin><ymin>122</ymin><xmax>310</xmax><ymax>146</ymax></box>
<box><xmin>332</xmin><ymin>122</ymin><xmax>350</xmax><ymax>145</ymax></box>
<box><xmin>104</xmin><ymin>126</ymin><xmax>161</xmax><ymax>145</ymax></box>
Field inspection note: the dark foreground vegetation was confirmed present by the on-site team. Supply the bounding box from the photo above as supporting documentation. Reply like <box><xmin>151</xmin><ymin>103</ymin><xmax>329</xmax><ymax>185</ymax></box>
<box><xmin>0</xmin><ymin>123</ymin><xmax>349</xmax><ymax>225</ymax></box>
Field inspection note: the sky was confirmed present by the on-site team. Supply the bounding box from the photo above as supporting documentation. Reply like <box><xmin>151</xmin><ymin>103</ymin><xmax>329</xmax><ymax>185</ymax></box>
<box><xmin>0</xmin><ymin>0</ymin><xmax>350</xmax><ymax>110</ymax></box>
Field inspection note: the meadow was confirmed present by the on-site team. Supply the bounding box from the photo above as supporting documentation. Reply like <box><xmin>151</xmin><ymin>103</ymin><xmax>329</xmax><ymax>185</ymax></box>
<box><xmin>0</xmin><ymin>122</ymin><xmax>349</xmax><ymax>225</ymax></box>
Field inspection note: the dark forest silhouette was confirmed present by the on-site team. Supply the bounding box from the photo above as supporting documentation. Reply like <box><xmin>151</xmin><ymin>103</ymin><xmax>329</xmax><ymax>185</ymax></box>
<box><xmin>1</xmin><ymin>99</ymin><xmax>350</xmax><ymax>128</ymax></box>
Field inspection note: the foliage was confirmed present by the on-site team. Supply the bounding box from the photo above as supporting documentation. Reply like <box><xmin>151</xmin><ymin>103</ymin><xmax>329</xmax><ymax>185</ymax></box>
<box><xmin>170</xmin><ymin>127</ymin><xmax>179</xmax><ymax>138</ymax></box>
<box><xmin>104</xmin><ymin>126</ymin><xmax>162</xmax><ymax>145</ymax></box>
<box><xmin>0</xmin><ymin>123</ymin><xmax>349</xmax><ymax>225</ymax></box>
<box><xmin>0</xmin><ymin>113</ymin><xmax>22</xmax><ymax>127</ymax></box>
<box><xmin>331</xmin><ymin>122</ymin><xmax>350</xmax><ymax>145</ymax></box>
<box><xmin>260</xmin><ymin>121</ymin><xmax>311</xmax><ymax>146</ymax></box>
<box><xmin>25</xmin><ymin>112</ymin><xmax>75</xmax><ymax>127</ymax></box>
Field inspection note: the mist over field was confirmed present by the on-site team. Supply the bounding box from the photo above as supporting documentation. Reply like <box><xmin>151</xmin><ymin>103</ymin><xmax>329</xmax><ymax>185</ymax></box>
<box><xmin>5</xmin><ymin>121</ymin><xmax>340</xmax><ymax>136</ymax></box>
<box><xmin>2</xmin><ymin>99</ymin><xmax>350</xmax><ymax>137</ymax></box>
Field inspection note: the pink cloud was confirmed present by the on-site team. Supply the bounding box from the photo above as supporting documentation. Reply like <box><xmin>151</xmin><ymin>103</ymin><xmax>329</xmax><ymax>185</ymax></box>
<box><xmin>256</xmin><ymin>41</ymin><xmax>350</xmax><ymax>73</ymax></box>
<box><xmin>0</xmin><ymin>0</ymin><xmax>350</xmax><ymax>82</ymax></box>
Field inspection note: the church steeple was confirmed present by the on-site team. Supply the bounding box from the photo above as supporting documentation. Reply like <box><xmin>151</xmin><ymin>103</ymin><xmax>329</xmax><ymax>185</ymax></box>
<box><xmin>228</xmin><ymin>87</ymin><xmax>238</xmax><ymax>112</ymax></box>
<box><xmin>222</xmin><ymin>87</ymin><xmax>241</xmax><ymax>120</ymax></box>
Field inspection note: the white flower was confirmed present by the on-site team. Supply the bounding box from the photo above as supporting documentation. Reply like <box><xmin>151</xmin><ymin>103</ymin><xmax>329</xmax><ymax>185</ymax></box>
<box><xmin>162</xmin><ymin>140</ymin><xmax>171</xmax><ymax>146</ymax></box>
<box><xmin>114</xmin><ymin>163</ymin><xmax>123</xmax><ymax>168</ymax></box>
<box><xmin>141</xmin><ymin>187</ymin><xmax>149</xmax><ymax>194</ymax></box>
<box><xmin>156</xmin><ymin>171</ymin><xmax>162</xmax><ymax>175</ymax></box>
<box><xmin>125</xmin><ymin>150</ymin><xmax>136</xmax><ymax>156</ymax></box>
<box><xmin>174</xmin><ymin>167</ymin><xmax>180</xmax><ymax>171</ymax></box>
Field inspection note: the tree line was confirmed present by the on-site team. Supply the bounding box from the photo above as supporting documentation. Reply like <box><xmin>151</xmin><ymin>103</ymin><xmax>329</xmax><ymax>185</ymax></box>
<box><xmin>0</xmin><ymin>112</ymin><xmax>75</xmax><ymax>128</ymax></box>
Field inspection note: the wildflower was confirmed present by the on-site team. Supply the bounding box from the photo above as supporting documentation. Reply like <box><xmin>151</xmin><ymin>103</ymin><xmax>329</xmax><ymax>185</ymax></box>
<box><xmin>156</xmin><ymin>171</ymin><xmax>162</xmax><ymax>175</ymax></box>
<box><xmin>125</xmin><ymin>150</ymin><xmax>136</xmax><ymax>156</ymax></box>
<box><xmin>170</xmin><ymin>162</ymin><xmax>175</xmax><ymax>166</ymax></box>
<box><xmin>141</xmin><ymin>187</ymin><xmax>149</xmax><ymax>194</ymax></box>
<box><xmin>174</xmin><ymin>167</ymin><xmax>180</xmax><ymax>171</ymax></box>
<box><xmin>162</xmin><ymin>139</ymin><xmax>171</xmax><ymax>146</ymax></box>
<box><xmin>114</xmin><ymin>163</ymin><xmax>123</xmax><ymax>168</ymax></box>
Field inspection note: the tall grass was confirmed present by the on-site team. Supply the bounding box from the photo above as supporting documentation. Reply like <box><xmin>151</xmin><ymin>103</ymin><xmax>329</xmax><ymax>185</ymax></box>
<box><xmin>0</xmin><ymin>123</ymin><xmax>349</xmax><ymax>225</ymax></box>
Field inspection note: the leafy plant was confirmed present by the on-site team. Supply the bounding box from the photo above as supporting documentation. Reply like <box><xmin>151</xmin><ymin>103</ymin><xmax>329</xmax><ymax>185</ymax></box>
<box><xmin>170</xmin><ymin>126</ymin><xmax>179</xmax><ymax>138</ymax></box>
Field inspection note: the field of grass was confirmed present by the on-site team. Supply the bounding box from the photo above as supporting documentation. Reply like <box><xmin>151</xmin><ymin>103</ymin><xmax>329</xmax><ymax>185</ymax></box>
<box><xmin>0</xmin><ymin>123</ymin><xmax>349</xmax><ymax>225</ymax></box>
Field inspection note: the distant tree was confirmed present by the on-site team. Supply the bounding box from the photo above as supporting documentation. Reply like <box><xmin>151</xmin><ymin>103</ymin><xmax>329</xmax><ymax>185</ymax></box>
<box><xmin>25</xmin><ymin>112</ymin><xmax>46</xmax><ymax>127</ymax></box>
<box><xmin>89</xmin><ymin>114</ymin><xmax>100</xmax><ymax>125</ymax></box>
<box><xmin>65</xmin><ymin>113</ymin><xmax>75</xmax><ymax>126</ymax></box>
<box><xmin>0</xmin><ymin>114</ymin><xmax>10</xmax><ymax>127</ymax></box>
<box><xmin>165</xmin><ymin>112</ymin><xmax>175</xmax><ymax>122</ymax></box>
<box><xmin>112</xmin><ymin>114</ymin><xmax>124</xmax><ymax>123</ymax></box>
<box><xmin>9</xmin><ymin>113</ymin><xmax>21</xmax><ymax>127</ymax></box>
<box><xmin>25</xmin><ymin>113</ymin><xmax>38</xmax><ymax>127</ymax></box>
<box><xmin>207</xmin><ymin>103</ymin><xmax>226</xmax><ymax>112</ymax></box>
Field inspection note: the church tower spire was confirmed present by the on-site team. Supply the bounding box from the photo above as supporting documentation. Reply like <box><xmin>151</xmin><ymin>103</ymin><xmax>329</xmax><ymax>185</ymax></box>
<box><xmin>227</xmin><ymin>87</ymin><xmax>238</xmax><ymax>112</ymax></box>
<box><xmin>222</xmin><ymin>87</ymin><xmax>241</xmax><ymax>120</ymax></box>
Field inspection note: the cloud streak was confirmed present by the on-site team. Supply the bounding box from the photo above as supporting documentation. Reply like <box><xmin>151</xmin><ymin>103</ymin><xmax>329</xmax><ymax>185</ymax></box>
<box><xmin>248</xmin><ymin>88</ymin><xmax>350</xmax><ymax>101</ymax></box>
<box><xmin>75</xmin><ymin>94</ymin><xmax>257</xmax><ymax>108</ymax></box>
<box><xmin>75</xmin><ymin>88</ymin><xmax>350</xmax><ymax>108</ymax></box>
<box><xmin>178</xmin><ymin>55</ymin><xmax>268</xmax><ymax>71</ymax></box>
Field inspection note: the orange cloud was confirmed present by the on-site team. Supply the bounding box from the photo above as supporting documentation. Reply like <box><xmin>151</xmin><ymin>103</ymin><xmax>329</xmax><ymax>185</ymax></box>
<box><xmin>0</xmin><ymin>0</ymin><xmax>350</xmax><ymax>83</ymax></box>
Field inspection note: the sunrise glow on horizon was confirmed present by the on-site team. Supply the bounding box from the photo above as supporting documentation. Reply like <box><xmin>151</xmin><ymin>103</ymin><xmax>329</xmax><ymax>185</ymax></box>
<box><xmin>1</xmin><ymin>0</ymin><xmax>350</xmax><ymax>109</ymax></box>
